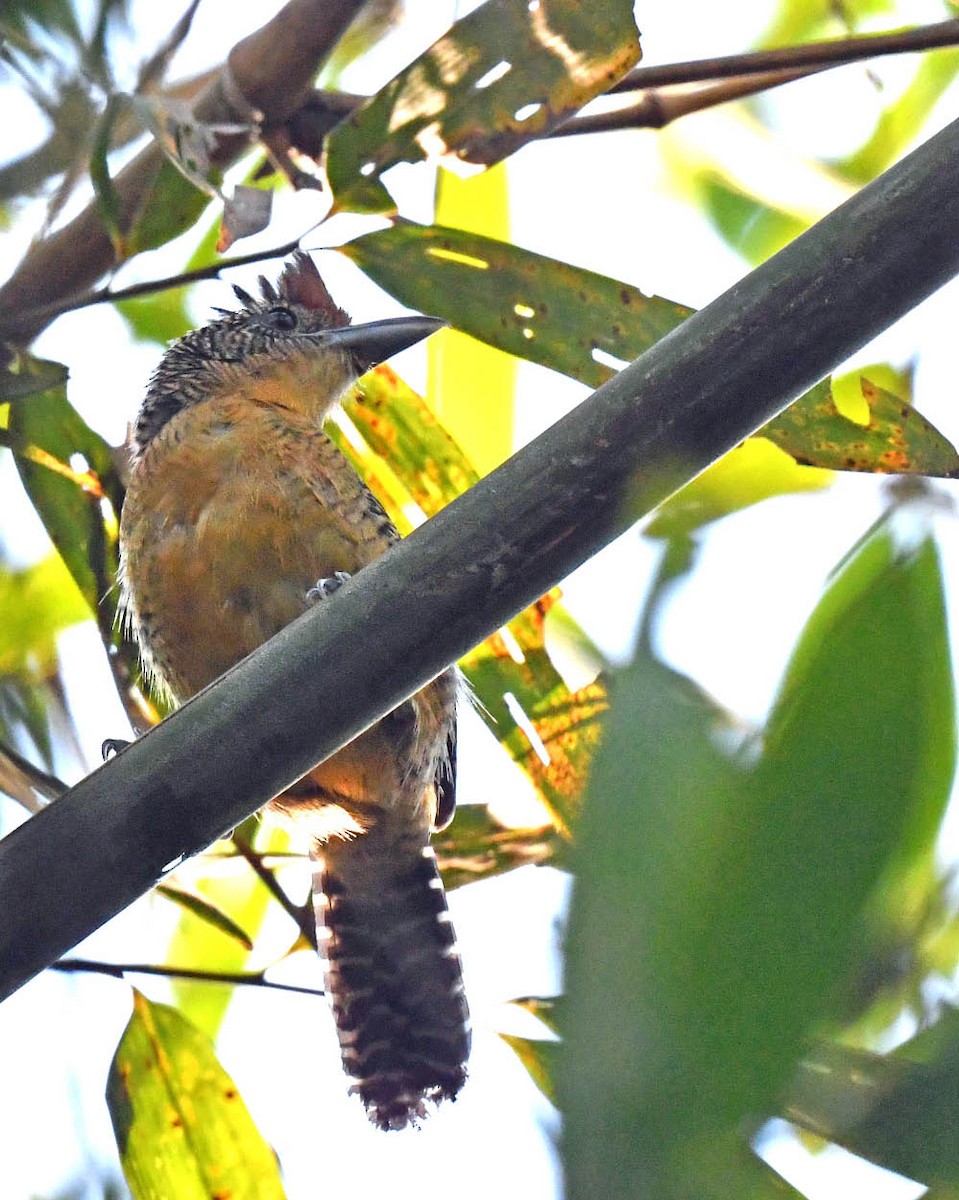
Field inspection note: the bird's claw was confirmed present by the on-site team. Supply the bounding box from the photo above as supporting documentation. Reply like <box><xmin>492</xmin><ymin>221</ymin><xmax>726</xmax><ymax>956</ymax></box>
<box><xmin>307</xmin><ymin>571</ymin><xmax>352</xmax><ymax>603</ymax></box>
<box><xmin>102</xmin><ymin>738</ymin><xmax>132</xmax><ymax>761</ymax></box>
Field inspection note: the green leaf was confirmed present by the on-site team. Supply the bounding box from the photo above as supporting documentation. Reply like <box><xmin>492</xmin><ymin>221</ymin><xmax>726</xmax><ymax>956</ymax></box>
<box><xmin>842</xmin><ymin>49</ymin><xmax>959</xmax><ymax>186</ymax></box>
<box><xmin>341</xmin><ymin>220</ymin><xmax>689</xmax><ymax>387</ymax></box>
<box><xmin>127</xmin><ymin>159</ymin><xmax>215</xmax><ymax>258</ymax></box>
<box><xmin>165</xmin><ymin>817</ymin><xmax>294</xmax><ymax>1038</ymax></box>
<box><xmin>645</xmin><ymin>438</ymin><xmax>831</xmax><ymax>538</ymax></box>
<box><xmin>107</xmin><ymin>991</ymin><xmax>286</xmax><ymax>1200</ymax></box>
<box><xmin>786</xmin><ymin>1026</ymin><xmax>959</xmax><ymax>1187</ymax></box>
<box><xmin>345</xmin><ymin>223</ymin><xmax>958</xmax><ymax>478</ymax></box>
<box><xmin>7</xmin><ymin>368</ymin><xmax>122</xmax><ymax>618</ymax></box>
<box><xmin>0</xmin><ymin>555</ymin><xmax>87</xmax><ymax>677</ymax></box>
<box><xmin>0</xmin><ymin>353</ymin><xmax>69</xmax><ymax>400</ymax></box>
<box><xmin>90</xmin><ymin>93</ymin><xmax>128</xmax><ymax>258</ymax></box>
<box><xmin>326</xmin><ymin>0</ymin><xmax>640</xmax><ymax>213</ymax></box>
<box><xmin>155</xmin><ymin>884</ymin><xmax>254</xmax><ymax>952</ymax></box>
<box><xmin>499</xmin><ymin>1033</ymin><xmax>559</xmax><ymax>1104</ymax></box>
<box><xmin>561</xmin><ymin>516</ymin><xmax>954</xmax><ymax>1200</ymax></box>
<box><xmin>762</xmin><ymin>377</ymin><xmax>959</xmax><ymax>477</ymax></box>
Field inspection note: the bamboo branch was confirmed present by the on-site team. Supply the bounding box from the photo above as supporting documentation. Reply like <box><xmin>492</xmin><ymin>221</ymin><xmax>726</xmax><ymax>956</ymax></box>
<box><xmin>3</xmin><ymin>110</ymin><xmax>959</xmax><ymax>1002</ymax></box>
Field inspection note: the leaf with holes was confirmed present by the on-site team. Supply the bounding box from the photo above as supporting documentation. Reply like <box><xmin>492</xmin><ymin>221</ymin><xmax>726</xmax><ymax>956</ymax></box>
<box><xmin>761</xmin><ymin>377</ymin><xmax>959</xmax><ymax>477</ymax></box>
<box><xmin>326</xmin><ymin>0</ymin><xmax>640</xmax><ymax>213</ymax></box>
<box><xmin>107</xmin><ymin>991</ymin><xmax>286</xmax><ymax>1200</ymax></box>
<box><xmin>345</xmin><ymin>223</ymin><xmax>959</xmax><ymax>478</ymax></box>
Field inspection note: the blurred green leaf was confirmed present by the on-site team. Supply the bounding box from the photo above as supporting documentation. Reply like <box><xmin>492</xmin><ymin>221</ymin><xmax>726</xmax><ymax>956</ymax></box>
<box><xmin>6</xmin><ymin>370</ymin><xmax>121</xmax><ymax>619</ymax></box>
<box><xmin>0</xmin><ymin>354</ymin><xmax>68</xmax><ymax>400</ymax></box>
<box><xmin>842</xmin><ymin>48</ymin><xmax>959</xmax><ymax>185</ymax></box>
<box><xmin>645</xmin><ymin>438</ymin><xmax>831</xmax><ymax>538</ymax></box>
<box><xmin>786</xmin><ymin>1022</ymin><xmax>959</xmax><ymax>1187</ymax></box>
<box><xmin>326</xmin><ymin>0</ymin><xmax>640</xmax><ymax>213</ymax></box>
<box><xmin>0</xmin><ymin>555</ymin><xmax>86</xmax><ymax>676</ymax></box>
<box><xmin>700</xmin><ymin>175</ymin><xmax>808</xmax><ymax>265</ymax></box>
<box><xmin>107</xmin><ymin>991</ymin><xmax>286</xmax><ymax>1200</ymax></box>
<box><xmin>758</xmin><ymin>0</ymin><xmax>892</xmax><ymax>47</ymax></box>
<box><xmin>165</xmin><ymin>816</ymin><xmax>294</xmax><ymax>1038</ymax></box>
<box><xmin>126</xmin><ymin>159</ymin><xmax>214</xmax><ymax>258</ymax></box>
<box><xmin>562</xmin><ymin>515</ymin><xmax>954</xmax><ymax>1200</ymax></box>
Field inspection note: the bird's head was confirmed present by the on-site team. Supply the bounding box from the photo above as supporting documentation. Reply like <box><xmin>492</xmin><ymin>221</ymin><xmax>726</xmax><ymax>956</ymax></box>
<box><xmin>132</xmin><ymin>251</ymin><xmax>445</xmax><ymax>457</ymax></box>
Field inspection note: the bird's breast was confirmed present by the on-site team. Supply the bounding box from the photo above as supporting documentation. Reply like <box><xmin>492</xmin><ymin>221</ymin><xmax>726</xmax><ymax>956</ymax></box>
<box><xmin>120</xmin><ymin>394</ymin><xmax>397</xmax><ymax>701</ymax></box>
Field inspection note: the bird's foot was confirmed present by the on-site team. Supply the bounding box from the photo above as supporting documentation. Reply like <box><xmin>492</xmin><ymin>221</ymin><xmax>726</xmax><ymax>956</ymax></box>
<box><xmin>307</xmin><ymin>571</ymin><xmax>352</xmax><ymax>603</ymax></box>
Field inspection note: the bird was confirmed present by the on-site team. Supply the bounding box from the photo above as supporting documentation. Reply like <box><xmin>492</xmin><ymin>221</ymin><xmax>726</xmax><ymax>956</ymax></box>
<box><xmin>118</xmin><ymin>251</ymin><xmax>470</xmax><ymax>1130</ymax></box>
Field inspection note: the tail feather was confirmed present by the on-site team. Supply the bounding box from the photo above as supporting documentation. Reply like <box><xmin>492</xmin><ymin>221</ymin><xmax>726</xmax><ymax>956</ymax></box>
<box><xmin>314</xmin><ymin>834</ymin><xmax>470</xmax><ymax>1130</ymax></box>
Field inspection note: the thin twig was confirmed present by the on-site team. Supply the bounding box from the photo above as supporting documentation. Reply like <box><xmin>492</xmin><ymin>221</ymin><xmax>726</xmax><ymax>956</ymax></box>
<box><xmin>10</xmin><ymin>233</ymin><xmax>307</xmax><ymax>333</ymax></box>
<box><xmin>52</xmin><ymin>956</ymin><xmax>324</xmax><ymax>996</ymax></box>
<box><xmin>232</xmin><ymin>831</ymin><xmax>317</xmax><ymax>948</ymax></box>
<box><xmin>611</xmin><ymin>17</ymin><xmax>959</xmax><ymax>93</ymax></box>
<box><xmin>555</xmin><ymin>68</ymin><xmax>821</xmax><ymax>137</ymax></box>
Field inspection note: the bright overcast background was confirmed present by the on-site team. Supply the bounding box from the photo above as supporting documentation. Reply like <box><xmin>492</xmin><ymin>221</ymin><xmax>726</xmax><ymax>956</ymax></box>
<box><xmin>2</xmin><ymin>1</ymin><xmax>959</xmax><ymax>1197</ymax></box>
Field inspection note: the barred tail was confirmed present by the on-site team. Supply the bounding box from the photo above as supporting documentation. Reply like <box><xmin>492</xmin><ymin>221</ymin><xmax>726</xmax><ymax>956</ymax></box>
<box><xmin>313</xmin><ymin>825</ymin><xmax>470</xmax><ymax>1130</ymax></box>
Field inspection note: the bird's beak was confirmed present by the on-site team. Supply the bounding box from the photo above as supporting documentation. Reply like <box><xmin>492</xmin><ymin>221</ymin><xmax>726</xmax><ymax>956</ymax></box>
<box><xmin>321</xmin><ymin>316</ymin><xmax>448</xmax><ymax>375</ymax></box>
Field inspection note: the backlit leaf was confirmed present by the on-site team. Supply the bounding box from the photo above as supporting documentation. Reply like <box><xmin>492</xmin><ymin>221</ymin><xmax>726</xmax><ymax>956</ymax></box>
<box><xmin>107</xmin><ymin>991</ymin><xmax>286</xmax><ymax>1200</ymax></box>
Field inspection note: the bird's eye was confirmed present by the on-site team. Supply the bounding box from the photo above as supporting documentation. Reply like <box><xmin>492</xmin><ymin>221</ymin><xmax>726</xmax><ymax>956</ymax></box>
<box><xmin>266</xmin><ymin>306</ymin><xmax>298</xmax><ymax>331</ymax></box>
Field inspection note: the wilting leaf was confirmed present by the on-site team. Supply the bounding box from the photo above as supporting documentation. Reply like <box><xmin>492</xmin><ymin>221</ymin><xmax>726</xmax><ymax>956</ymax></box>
<box><xmin>345</xmin><ymin>365</ymin><xmax>482</xmax><ymax>516</ymax></box>
<box><xmin>217</xmin><ymin>184</ymin><xmax>272</xmax><ymax>252</ymax></box>
<box><xmin>460</xmin><ymin>597</ymin><xmax>607</xmax><ymax>834</ymax></box>
<box><xmin>762</xmin><ymin>377</ymin><xmax>959</xmax><ymax>477</ymax></box>
<box><xmin>107</xmin><ymin>991</ymin><xmax>286</xmax><ymax>1200</ymax></box>
<box><xmin>341</xmin><ymin>367</ymin><xmax>605</xmax><ymax>829</ymax></box>
<box><xmin>326</xmin><ymin>0</ymin><xmax>640</xmax><ymax>212</ymax></box>
<box><xmin>434</xmin><ymin>802</ymin><xmax>562</xmax><ymax>890</ymax></box>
